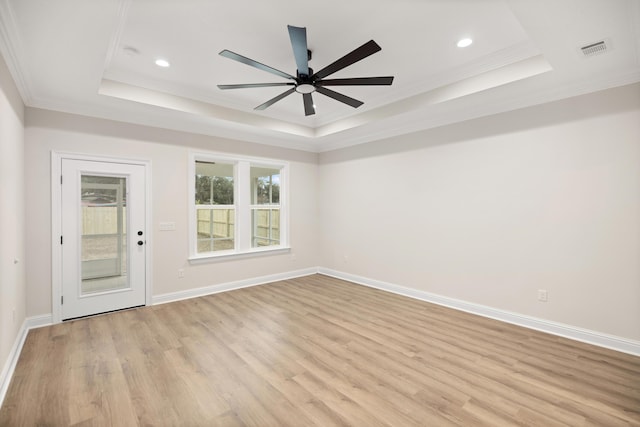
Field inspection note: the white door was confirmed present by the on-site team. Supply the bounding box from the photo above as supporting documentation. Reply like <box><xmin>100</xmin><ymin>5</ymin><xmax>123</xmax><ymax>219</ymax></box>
<box><xmin>61</xmin><ymin>159</ymin><xmax>146</xmax><ymax>320</ymax></box>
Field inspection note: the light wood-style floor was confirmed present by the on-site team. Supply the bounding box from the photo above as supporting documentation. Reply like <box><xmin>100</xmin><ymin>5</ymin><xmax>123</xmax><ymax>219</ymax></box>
<box><xmin>1</xmin><ymin>274</ymin><xmax>639</xmax><ymax>426</ymax></box>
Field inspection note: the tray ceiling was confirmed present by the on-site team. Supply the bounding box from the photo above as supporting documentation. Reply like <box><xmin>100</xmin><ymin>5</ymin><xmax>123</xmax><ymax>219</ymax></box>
<box><xmin>1</xmin><ymin>0</ymin><xmax>638</xmax><ymax>152</ymax></box>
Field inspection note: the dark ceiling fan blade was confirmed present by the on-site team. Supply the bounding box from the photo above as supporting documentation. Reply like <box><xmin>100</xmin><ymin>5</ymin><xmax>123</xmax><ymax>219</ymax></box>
<box><xmin>316</xmin><ymin>76</ymin><xmax>394</xmax><ymax>86</ymax></box>
<box><xmin>312</xmin><ymin>40</ymin><xmax>382</xmax><ymax>80</ymax></box>
<box><xmin>254</xmin><ymin>87</ymin><xmax>296</xmax><ymax>110</ymax></box>
<box><xmin>288</xmin><ymin>25</ymin><xmax>309</xmax><ymax>76</ymax></box>
<box><xmin>218</xmin><ymin>82</ymin><xmax>295</xmax><ymax>90</ymax></box>
<box><xmin>303</xmin><ymin>93</ymin><xmax>315</xmax><ymax>116</ymax></box>
<box><xmin>315</xmin><ymin>87</ymin><xmax>364</xmax><ymax>108</ymax></box>
<box><xmin>219</xmin><ymin>50</ymin><xmax>296</xmax><ymax>80</ymax></box>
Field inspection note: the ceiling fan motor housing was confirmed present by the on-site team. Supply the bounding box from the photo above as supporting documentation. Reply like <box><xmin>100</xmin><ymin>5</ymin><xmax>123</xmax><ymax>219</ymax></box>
<box><xmin>296</xmin><ymin>67</ymin><xmax>315</xmax><ymax>93</ymax></box>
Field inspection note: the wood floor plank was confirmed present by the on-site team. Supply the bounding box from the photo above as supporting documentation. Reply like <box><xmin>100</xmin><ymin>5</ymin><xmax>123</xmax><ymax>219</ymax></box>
<box><xmin>1</xmin><ymin>274</ymin><xmax>639</xmax><ymax>426</ymax></box>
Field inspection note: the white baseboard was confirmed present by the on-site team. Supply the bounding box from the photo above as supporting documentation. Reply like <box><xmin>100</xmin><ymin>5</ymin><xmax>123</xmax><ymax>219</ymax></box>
<box><xmin>24</xmin><ymin>314</ymin><xmax>53</xmax><ymax>329</ymax></box>
<box><xmin>2</xmin><ymin>268</ymin><xmax>318</xmax><ymax>405</ymax></box>
<box><xmin>152</xmin><ymin>267</ymin><xmax>319</xmax><ymax>305</ymax></box>
<box><xmin>2</xmin><ymin>266</ymin><xmax>637</xmax><ymax>410</ymax></box>
<box><xmin>318</xmin><ymin>268</ymin><xmax>640</xmax><ymax>357</ymax></box>
<box><xmin>0</xmin><ymin>314</ymin><xmax>52</xmax><ymax>408</ymax></box>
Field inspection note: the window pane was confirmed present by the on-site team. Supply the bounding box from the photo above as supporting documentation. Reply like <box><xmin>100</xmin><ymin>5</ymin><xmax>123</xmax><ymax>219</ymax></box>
<box><xmin>251</xmin><ymin>167</ymin><xmax>280</xmax><ymax>205</ymax></box>
<box><xmin>195</xmin><ymin>161</ymin><xmax>234</xmax><ymax>205</ymax></box>
<box><xmin>252</xmin><ymin>208</ymin><xmax>280</xmax><ymax>247</ymax></box>
<box><xmin>80</xmin><ymin>175</ymin><xmax>128</xmax><ymax>294</ymax></box>
<box><xmin>196</xmin><ymin>208</ymin><xmax>235</xmax><ymax>252</ymax></box>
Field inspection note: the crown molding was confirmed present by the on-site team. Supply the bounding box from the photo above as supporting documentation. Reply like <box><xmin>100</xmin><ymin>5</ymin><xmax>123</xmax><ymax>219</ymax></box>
<box><xmin>315</xmin><ymin>39</ymin><xmax>542</xmax><ymax>127</ymax></box>
<box><xmin>101</xmin><ymin>0</ymin><xmax>133</xmax><ymax>72</ymax></box>
<box><xmin>385</xmin><ymin>40</ymin><xmax>542</xmax><ymax>107</ymax></box>
<box><xmin>316</xmin><ymin>65</ymin><xmax>640</xmax><ymax>153</ymax></box>
<box><xmin>0</xmin><ymin>0</ymin><xmax>33</xmax><ymax>104</ymax></box>
<box><xmin>631</xmin><ymin>0</ymin><xmax>640</xmax><ymax>67</ymax></box>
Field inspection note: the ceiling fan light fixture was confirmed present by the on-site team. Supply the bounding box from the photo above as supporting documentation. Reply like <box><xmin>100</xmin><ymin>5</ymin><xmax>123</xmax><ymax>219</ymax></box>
<box><xmin>295</xmin><ymin>83</ymin><xmax>316</xmax><ymax>94</ymax></box>
<box><xmin>457</xmin><ymin>38</ymin><xmax>473</xmax><ymax>48</ymax></box>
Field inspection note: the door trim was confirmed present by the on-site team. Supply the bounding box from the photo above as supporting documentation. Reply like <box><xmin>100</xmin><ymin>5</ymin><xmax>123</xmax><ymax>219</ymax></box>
<box><xmin>51</xmin><ymin>151</ymin><xmax>153</xmax><ymax>323</ymax></box>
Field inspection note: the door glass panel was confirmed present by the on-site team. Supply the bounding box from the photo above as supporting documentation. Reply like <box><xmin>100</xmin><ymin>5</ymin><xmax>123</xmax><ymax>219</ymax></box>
<box><xmin>81</xmin><ymin>175</ymin><xmax>128</xmax><ymax>294</ymax></box>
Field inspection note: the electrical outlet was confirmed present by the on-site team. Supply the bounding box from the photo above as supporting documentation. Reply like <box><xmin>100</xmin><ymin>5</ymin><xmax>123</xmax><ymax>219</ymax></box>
<box><xmin>538</xmin><ymin>289</ymin><xmax>548</xmax><ymax>302</ymax></box>
<box><xmin>178</xmin><ymin>269</ymin><xmax>185</xmax><ymax>279</ymax></box>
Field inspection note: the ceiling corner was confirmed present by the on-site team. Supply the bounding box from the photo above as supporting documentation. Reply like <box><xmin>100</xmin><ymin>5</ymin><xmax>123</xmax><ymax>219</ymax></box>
<box><xmin>102</xmin><ymin>0</ymin><xmax>134</xmax><ymax>73</ymax></box>
<box><xmin>631</xmin><ymin>0</ymin><xmax>640</xmax><ymax>67</ymax></box>
<box><xmin>0</xmin><ymin>0</ymin><xmax>34</xmax><ymax>104</ymax></box>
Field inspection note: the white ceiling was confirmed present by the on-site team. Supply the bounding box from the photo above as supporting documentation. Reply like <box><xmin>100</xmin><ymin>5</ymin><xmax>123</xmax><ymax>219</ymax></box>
<box><xmin>1</xmin><ymin>0</ymin><xmax>638</xmax><ymax>152</ymax></box>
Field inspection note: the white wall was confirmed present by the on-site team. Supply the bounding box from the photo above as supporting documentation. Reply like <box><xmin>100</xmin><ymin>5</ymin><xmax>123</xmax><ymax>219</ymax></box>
<box><xmin>19</xmin><ymin>81</ymin><xmax>640</xmax><ymax>344</ymax></box>
<box><xmin>0</xmin><ymin>53</ymin><xmax>25</xmax><ymax>376</ymax></box>
<box><xmin>25</xmin><ymin>109</ymin><xmax>319</xmax><ymax>317</ymax></box>
<box><xmin>319</xmin><ymin>83</ymin><xmax>640</xmax><ymax>341</ymax></box>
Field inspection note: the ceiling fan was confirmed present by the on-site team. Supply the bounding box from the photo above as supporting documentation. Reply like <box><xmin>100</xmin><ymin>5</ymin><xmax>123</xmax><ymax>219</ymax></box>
<box><xmin>217</xmin><ymin>25</ymin><xmax>394</xmax><ymax>116</ymax></box>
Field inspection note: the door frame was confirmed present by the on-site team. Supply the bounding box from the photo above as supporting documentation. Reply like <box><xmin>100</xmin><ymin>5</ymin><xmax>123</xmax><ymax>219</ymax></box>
<box><xmin>51</xmin><ymin>151</ymin><xmax>153</xmax><ymax>323</ymax></box>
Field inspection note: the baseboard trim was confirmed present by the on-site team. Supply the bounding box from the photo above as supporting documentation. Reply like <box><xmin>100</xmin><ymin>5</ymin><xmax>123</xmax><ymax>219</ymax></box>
<box><xmin>152</xmin><ymin>267</ymin><xmax>319</xmax><ymax>305</ymax></box>
<box><xmin>0</xmin><ymin>314</ymin><xmax>52</xmax><ymax>408</ymax></box>
<box><xmin>318</xmin><ymin>268</ymin><xmax>640</xmax><ymax>357</ymax></box>
<box><xmin>3</xmin><ymin>266</ymin><xmax>638</xmax><ymax>410</ymax></box>
<box><xmin>24</xmin><ymin>314</ymin><xmax>53</xmax><ymax>329</ymax></box>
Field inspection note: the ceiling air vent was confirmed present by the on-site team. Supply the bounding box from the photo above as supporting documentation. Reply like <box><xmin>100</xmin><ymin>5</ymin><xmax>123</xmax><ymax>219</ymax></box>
<box><xmin>580</xmin><ymin>40</ymin><xmax>609</xmax><ymax>57</ymax></box>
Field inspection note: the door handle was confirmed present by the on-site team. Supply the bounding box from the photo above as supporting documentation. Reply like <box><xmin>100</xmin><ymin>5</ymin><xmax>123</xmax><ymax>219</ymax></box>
<box><xmin>137</xmin><ymin>240</ymin><xmax>144</xmax><ymax>246</ymax></box>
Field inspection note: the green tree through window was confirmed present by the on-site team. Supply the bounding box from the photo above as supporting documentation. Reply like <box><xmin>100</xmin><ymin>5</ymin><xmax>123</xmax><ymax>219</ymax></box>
<box><xmin>195</xmin><ymin>175</ymin><xmax>233</xmax><ymax>205</ymax></box>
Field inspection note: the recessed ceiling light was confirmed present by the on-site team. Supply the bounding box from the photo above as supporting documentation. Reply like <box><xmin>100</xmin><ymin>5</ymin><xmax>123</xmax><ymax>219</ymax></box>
<box><xmin>457</xmin><ymin>38</ymin><xmax>473</xmax><ymax>48</ymax></box>
<box><xmin>155</xmin><ymin>58</ymin><xmax>170</xmax><ymax>68</ymax></box>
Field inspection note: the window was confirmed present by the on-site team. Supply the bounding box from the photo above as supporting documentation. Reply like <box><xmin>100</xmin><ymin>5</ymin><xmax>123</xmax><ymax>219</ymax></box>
<box><xmin>251</xmin><ymin>167</ymin><xmax>280</xmax><ymax>248</ymax></box>
<box><xmin>194</xmin><ymin>161</ymin><xmax>235</xmax><ymax>253</ymax></box>
<box><xmin>189</xmin><ymin>152</ymin><xmax>288</xmax><ymax>260</ymax></box>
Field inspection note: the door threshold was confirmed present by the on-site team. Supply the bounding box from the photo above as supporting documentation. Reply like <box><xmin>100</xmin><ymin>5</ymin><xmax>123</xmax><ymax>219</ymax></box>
<box><xmin>62</xmin><ymin>304</ymin><xmax>145</xmax><ymax>322</ymax></box>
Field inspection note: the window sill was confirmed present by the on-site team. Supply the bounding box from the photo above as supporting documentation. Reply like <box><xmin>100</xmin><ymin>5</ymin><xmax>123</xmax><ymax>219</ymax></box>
<box><xmin>188</xmin><ymin>246</ymin><xmax>291</xmax><ymax>264</ymax></box>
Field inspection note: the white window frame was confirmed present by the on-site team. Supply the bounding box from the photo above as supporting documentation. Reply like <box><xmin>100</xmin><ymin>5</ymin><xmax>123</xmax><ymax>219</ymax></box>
<box><xmin>250</xmin><ymin>163</ymin><xmax>282</xmax><ymax>248</ymax></box>
<box><xmin>188</xmin><ymin>151</ymin><xmax>289</xmax><ymax>262</ymax></box>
